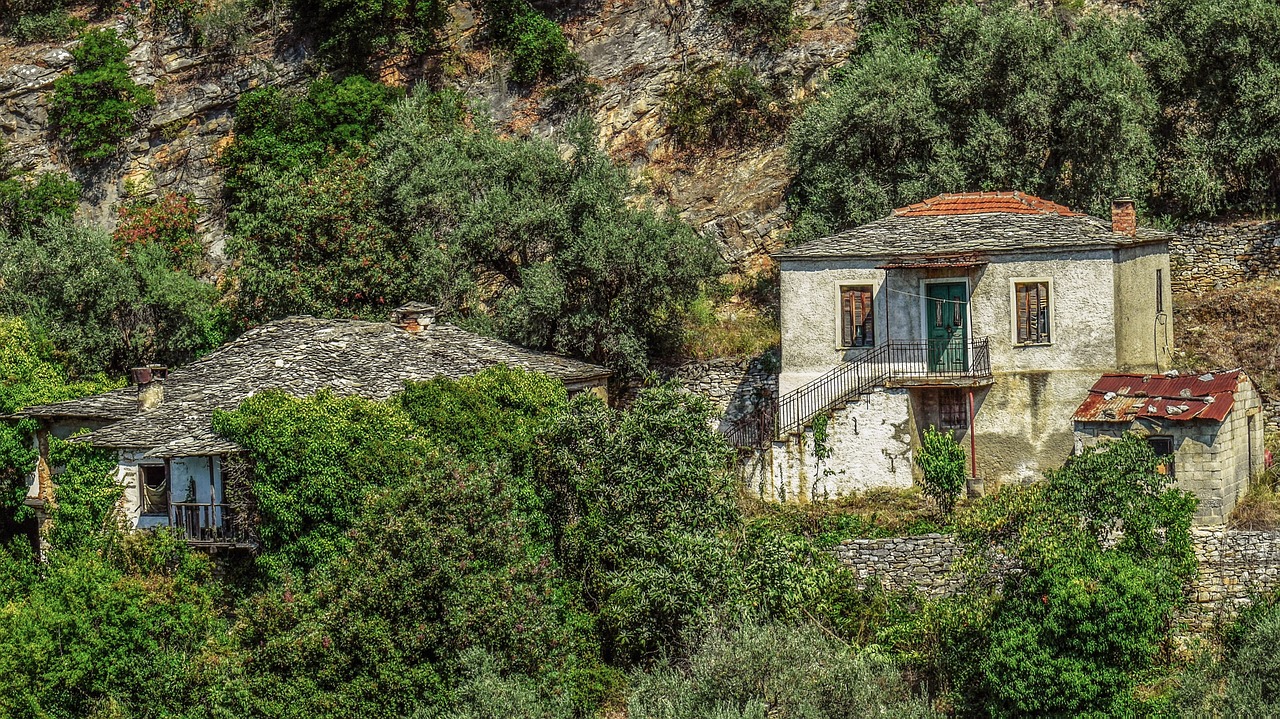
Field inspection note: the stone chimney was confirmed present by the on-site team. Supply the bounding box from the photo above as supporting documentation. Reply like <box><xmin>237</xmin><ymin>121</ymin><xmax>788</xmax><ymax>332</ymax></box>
<box><xmin>1111</xmin><ymin>197</ymin><xmax>1137</xmax><ymax>237</ymax></box>
<box><xmin>131</xmin><ymin>365</ymin><xmax>167</xmax><ymax>411</ymax></box>
<box><xmin>391</xmin><ymin>303</ymin><xmax>438</xmax><ymax>333</ymax></box>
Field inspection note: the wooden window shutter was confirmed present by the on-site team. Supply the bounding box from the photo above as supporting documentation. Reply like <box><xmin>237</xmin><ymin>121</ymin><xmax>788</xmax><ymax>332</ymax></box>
<box><xmin>840</xmin><ymin>286</ymin><xmax>874</xmax><ymax>347</ymax></box>
<box><xmin>841</xmin><ymin>288</ymin><xmax>853</xmax><ymax>346</ymax></box>
<box><xmin>1016</xmin><ymin>282</ymin><xmax>1050</xmax><ymax>343</ymax></box>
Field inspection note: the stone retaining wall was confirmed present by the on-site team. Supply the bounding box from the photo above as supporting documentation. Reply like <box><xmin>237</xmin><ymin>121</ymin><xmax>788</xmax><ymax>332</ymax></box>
<box><xmin>830</xmin><ymin>528</ymin><xmax>1280</xmax><ymax>627</ymax></box>
<box><xmin>659</xmin><ymin>353</ymin><xmax>778</xmax><ymax>426</ymax></box>
<box><xmin>1170</xmin><ymin>219</ymin><xmax>1280</xmax><ymax>294</ymax></box>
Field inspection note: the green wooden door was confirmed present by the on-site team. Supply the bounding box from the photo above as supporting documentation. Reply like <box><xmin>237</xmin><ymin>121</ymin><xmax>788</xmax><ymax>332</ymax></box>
<box><xmin>926</xmin><ymin>282</ymin><xmax>968</xmax><ymax>372</ymax></box>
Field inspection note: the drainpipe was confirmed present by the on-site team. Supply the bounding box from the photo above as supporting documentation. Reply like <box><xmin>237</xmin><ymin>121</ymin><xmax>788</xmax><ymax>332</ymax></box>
<box><xmin>968</xmin><ymin>389</ymin><xmax>977</xmax><ymax>480</ymax></box>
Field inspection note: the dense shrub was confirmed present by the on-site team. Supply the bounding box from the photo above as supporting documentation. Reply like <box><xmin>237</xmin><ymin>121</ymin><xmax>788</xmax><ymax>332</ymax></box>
<box><xmin>471</xmin><ymin>0</ymin><xmax>578</xmax><ymax>85</ymax></box>
<box><xmin>952</xmin><ymin>434</ymin><xmax>1198</xmax><ymax>715</ymax></box>
<box><xmin>48</xmin><ymin>28</ymin><xmax>155</xmax><ymax>163</ymax></box>
<box><xmin>0</xmin><ymin>220</ymin><xmax>227</xmax><ymax>377</ymax></box>
<box><xmin>211</xmin><ymin>390</ymin><xmax>430</xmax><ymax>576</ymax></box>
<box><xmin>708</xmin><ymin>0</ymin><xmax>796</xmax><ymax>42</ymax></box>
<box><xmin>6</xmin><ymin>8</ymin><xmax>83</xmax><ymax>42</ymax></box>
<box><xmin>0</xmin><ymin>317</ymin><xmax>120</xmax><ymax>527</ymax></box>
<box><xmin>0</xmin><ymin>536</ymin><xmax>226</xmax><ymax>719</ymax></box>
<box><xmin>664</xmin><ymin>64</ymin><xmax>791</xmax><ymax>148</ymax></box>
<box><xmin>289</xmin><ymin>0</ymin><xmax>449</xmax><ymax>61</ymax></box>
<box><xmin>113</xmin><ymin>191</ymin><xmax>203</xmax><ymax>272</ymax></box>
<box><xmin>0</xmin><ymin>169</ymin><xmax>80</xmax><ymax>236</ymax></box>
<box><xmin>628</xmin><ymin>621</ymin><xmax>938</xmax><ymax>718</ymax></box>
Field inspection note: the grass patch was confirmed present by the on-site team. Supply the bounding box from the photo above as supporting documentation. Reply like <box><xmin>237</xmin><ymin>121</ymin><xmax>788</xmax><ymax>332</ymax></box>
<box><xmin>741</xmin><ymin>487</ymin><xmax>958</xmax><ymax>547</ymax></box>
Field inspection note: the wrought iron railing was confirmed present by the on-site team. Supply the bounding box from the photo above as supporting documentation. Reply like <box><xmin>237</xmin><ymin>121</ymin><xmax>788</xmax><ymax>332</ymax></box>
<box><xmin>724</xmin><ymin>337</ymin><xmax>992</xmax><ymax>448</ymax></box>
<box><xmin>171</xmin><ymin>502</ymin><xmax>255</xmax><ymax>545</ymax></box>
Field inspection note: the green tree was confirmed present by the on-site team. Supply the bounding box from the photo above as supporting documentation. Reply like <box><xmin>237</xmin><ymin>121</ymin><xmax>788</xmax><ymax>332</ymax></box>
<box><xmin>916</xmin><ymin>426</ymin><xmax>966</xmax><ymax>516</ymax></box>
<box><xmin>289</xmin><ymin>0</ymin><xmax>448</xmax><ymax>61</ymax></box>
<box><xmin>48</xmin><ymin>28</ymin><xmax>155</xmax><ymax>163</ymax></box>
<box><xmin>0</xmin><ymin>221</ymin><xmax>226</xmax><ymax>378</ymax></box>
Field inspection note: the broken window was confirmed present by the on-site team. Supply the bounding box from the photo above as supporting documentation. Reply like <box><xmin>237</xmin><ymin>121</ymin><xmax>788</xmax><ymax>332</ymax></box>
<box><xmin>1147</xmin><ymin>436</ymin><xmax>1175</xmax><ymax>479</ymax></box>
<box><xmin>1014</xmin><ymin>281</ymin><xmax>1051</xmax><ymax>344</ymax></box>
<box><xmin>840</xmin><ymin>285</ymin><xmax>875</xmax><ymax>347</ymax></box>
<box><xmin>139</xmin><ymin>464</ymin><xmax>169</xmax><ymax>516</ymax></box>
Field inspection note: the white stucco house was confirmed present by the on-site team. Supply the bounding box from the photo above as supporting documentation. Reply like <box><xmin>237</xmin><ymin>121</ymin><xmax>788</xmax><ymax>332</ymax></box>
<box><xmin>735</xmin><ymin>192</ymin><xmax>1175</xmax><ymax>502</ymax></box>
<box><xmin>16</xmin><ymin>304</ymin><xmax>610</xmax><ymax>552</ymax></box>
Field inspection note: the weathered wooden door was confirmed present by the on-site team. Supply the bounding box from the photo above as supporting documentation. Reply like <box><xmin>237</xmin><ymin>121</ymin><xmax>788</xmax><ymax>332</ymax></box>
<box><xmin>926</xmin><ymin>282</ymin><xmax>968</xmax><ymax>373</ymax></box>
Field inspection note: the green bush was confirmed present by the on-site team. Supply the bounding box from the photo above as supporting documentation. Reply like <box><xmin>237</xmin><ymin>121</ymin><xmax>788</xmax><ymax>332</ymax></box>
<box><xmin>48</xmin><ymin>28</ymin><xmax>155</xmax><ymax>163</ymax></box>
<box><xmin>0</xmin><ymin>536</ymin><xmax>226</xmax><ymax>719</ymax></box>
<box><xmin>289</xmin><ymin>0</ymin><xmax>449</xmax><ymax>61</ymax></box>
<box><xmin>112</xmin><ymin>191</ymin><xmax>204</xmax><ymax>272</ymax></box>
<box><xmin>916</xmin><ymin>426</ymin><xmax>966</xmax><ymax>515</ymax></box>
<box><xmin>211</xmin><ymin>389</ymin><xmax>430</xmax><ymax>577</ymax></box>
<box><xmin>0</xmin><ymin>170</ymin><xmax>79</xmax><ymax>236</ymax></box>
<box><xmin>708</xmin><ymin>0</ymin><xmax>796</xmax><ymax>42</ymax></box>
<box><xmin>0</xmin><ymin>220</ymin><xmax>227</xmax><ymax>378</ymax></box>
<box><xmin>664</xmin><ymin>64</ymin><xmax>791</xmax><ymax>148</ymax></box>
<box><xmin>627</xmin><ymin>621</ymin><xmax>938</xmax><ymax>718</ymax></box>
<box><xmin>6</xmin><ymin>8</ymin><xmax>83</xmax><ymax>42</ymax></box>
<box><xmin>507</xmin><ymin>11</ymin><xmax>576</xmax><ymax>85</ymax></box>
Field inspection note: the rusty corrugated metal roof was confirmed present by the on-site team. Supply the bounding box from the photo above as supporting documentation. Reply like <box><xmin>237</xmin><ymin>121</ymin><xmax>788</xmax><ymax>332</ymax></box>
<box><xmin>1073</xmin><ymin>370</ymin><xmax>1245</xmax><ymax>423</ymax></box>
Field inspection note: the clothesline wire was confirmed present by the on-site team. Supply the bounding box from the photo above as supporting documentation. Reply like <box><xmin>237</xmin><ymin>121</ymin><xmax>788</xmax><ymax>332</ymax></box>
<box><xmin>887</xmin><ymin>287</ymin><xmax>971</xmax><ymax>304</ymax></box>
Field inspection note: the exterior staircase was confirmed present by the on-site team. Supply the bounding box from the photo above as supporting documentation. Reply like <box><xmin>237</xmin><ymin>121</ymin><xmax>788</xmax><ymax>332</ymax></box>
<box><xmin>724</xmin><ymin>338</ymin><xmax>992</xmax><ymax>448</ymax></box>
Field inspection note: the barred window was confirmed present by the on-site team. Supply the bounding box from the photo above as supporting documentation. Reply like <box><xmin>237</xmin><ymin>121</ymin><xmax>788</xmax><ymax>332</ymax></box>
<box><xmin>1014</xmin><ymin>281</ymin><xmax>1051</xmax><ymax>344</ymax></box>
<box><xmin>840</xmin><ymin>286</ymin><xmax>875</xmax><ymax>347</ymax></box>
<box><xmin>938</xmin><ymin>389</ymin><xmax>968</xmax><ymax>429</ymax></box>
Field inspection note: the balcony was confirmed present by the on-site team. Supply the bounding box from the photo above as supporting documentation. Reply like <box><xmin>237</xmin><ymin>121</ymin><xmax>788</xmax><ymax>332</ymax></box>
<box><xmin>171</xmin><ymin>502</ymin><xmax>256</xmax><ymax>548</ymax></box>
<box><xmin>880</xmin><ymin>338</ymin><xmax>993</xmax><ymax>387</ymax></box>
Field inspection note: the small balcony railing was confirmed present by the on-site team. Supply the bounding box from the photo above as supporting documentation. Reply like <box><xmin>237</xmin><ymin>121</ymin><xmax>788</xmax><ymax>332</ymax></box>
<box><xmin>171</xmin><ymin>502</ymin><xmax>255</xmax><ymax>546</ymax></box>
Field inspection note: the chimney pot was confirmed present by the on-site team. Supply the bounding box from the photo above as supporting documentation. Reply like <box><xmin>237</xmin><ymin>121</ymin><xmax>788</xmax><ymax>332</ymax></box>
<box><xmin>1111</xmin><ymin>197</ymin><xmax>1137</xmax><ymax>238</ymax></box>
<box><xmin>132</xmin><ymin>365</ymin><xmax>167</xmax><ymax>411</ymax></box>
<box><xmin>391</xmin><ymin>303</ymin><xmax>438</xmax><ymax>333</ymax></box>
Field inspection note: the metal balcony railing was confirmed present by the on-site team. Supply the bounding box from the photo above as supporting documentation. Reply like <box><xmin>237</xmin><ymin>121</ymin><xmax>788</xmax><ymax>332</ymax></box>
<box><xmin>723</xmin><ymin>338</ymin><xmax>992</xmax><ymax>448</ymax></box>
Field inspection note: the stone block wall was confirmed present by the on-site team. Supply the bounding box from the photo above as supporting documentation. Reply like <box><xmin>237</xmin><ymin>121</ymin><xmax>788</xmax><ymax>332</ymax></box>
<box><xmin>659</xmin><ymin>354</ymin><xmax>778</xmax><ymax>427</ymax></box>
<box><xmin>830</xmin><ymin>528</ymin><xmax>1280</xmax><ymax>629</ymax></box>
<box><xmin>1170</xmin><ymin>219</ymin><xmax>1280</xmax><ymax>294</ymax></box>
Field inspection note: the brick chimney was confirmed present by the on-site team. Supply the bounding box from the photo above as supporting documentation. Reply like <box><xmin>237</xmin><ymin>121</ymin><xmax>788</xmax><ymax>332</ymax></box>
<box><xmin>391</xmin><ymin>303</ymin><xmax>438</xmax><ymax>333</ymax></box>
<box><xmin>131</xmin><ymin>365</ymin><xmax>168</xmax><ymax>411</ymax></box>
<box><xmin>1111</xmin><ymin>197</ymin><xmax>1137</xmax><ymax>237</ymax></box>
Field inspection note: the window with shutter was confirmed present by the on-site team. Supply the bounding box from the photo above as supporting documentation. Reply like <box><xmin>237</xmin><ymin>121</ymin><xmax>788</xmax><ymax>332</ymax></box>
<box><xmin>1013</xmin><ymin>281</ymin><xmax>1051</xmax><ymax>344</ymax></box>
<box><xmin>840</xmin><ymin>286</ymin><xmax>875</xmax><ymax>347</ymax></box>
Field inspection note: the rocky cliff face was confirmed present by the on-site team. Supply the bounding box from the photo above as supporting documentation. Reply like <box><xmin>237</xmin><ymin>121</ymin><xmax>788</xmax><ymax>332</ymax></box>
<box><xmin>4</xmin><ymin>0</ymin><xmax>1148</xmax><ymax>271</ymax></box>
<box><xmin>1</xmin><ymin>0</ymin><xmax>865</xmax><ymax>270</ymax></box>
<box><xmin>1</xmin><ymin>10</ymin><xmax>312</xmax><ymax>261</ymax></box>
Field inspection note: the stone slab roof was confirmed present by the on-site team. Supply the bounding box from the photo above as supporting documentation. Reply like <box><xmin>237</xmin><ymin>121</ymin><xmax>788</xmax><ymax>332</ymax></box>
<box><xmin>775</xmin><ymin>194</ymin><xmax>1172</xmax><ymax>261</ymax></box>
<box><xmin>21</xmin><ymin>316</ymin><xmax>610</xmax><ymax>456</ymax></box>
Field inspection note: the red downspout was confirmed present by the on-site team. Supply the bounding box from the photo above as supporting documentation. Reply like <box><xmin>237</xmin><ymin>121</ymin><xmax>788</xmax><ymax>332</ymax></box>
<box><xmin>968</xmin><ymin>389</ymin><xmax>977</xmax><ymax>479</ymax></box>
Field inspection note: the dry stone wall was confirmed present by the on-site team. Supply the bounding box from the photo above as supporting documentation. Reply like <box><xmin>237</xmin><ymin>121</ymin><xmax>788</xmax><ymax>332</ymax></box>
<box><xmin>1170</xmin><ymin>219</ymin><xmax>1280</xmax><ymax>294</ymax></box>
<box><xmin>657</xmin><ymin>353</ymin><xmax>778</xmax><ymax>429</ymax></box>
<box><xmin>830</xmin><ymin>528</ymin><xmax>1280</xmax><ymax>628</ymax></box>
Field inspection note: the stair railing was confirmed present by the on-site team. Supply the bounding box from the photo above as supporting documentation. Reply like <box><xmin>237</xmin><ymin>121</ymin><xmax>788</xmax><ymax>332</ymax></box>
<box><xmin>723</xmin><ymin>337</ymin><xmax>992</xmax><ymax>448</ymax></box>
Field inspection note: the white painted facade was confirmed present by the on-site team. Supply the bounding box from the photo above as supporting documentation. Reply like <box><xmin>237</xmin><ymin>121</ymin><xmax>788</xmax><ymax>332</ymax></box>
<box><xmin>765</xmin><ymin>245</ymin><xmax>1173</xmax><ymax>496</ymax></box>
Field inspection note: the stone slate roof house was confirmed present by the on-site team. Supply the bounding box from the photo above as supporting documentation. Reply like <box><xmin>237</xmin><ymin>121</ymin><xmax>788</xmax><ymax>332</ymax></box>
<box><xmin>741</xmin><ymin>192</ymin><xmax>1185</xmax><ymax>503</ymax></box>
<box><xmin>1074</xmin><ymin>369</ymin><xmax>1263</xmax><ymax>524</ymax></box>
<box><xmin>18</xmin><ymin>305</ymin><xmax>610</xmax><ymax>548</ymax></box>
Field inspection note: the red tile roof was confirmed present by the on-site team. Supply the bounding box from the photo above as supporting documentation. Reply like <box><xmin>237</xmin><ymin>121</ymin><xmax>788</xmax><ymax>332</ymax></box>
<box><xmin>1073</xmin><ymin>370</ymin><xmax>1246</xmax><ymax>423</ymax></box>
<box><xmin>893</xmin><ymin>191</ymin><xmax>1078</xmax><ymax>217</ymax></box>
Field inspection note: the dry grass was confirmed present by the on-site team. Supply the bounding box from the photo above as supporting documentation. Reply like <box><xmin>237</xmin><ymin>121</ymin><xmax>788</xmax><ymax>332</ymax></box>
<box><xmin>682</xmin><ymin>306</ymin><xmax>778</xmax><ymax>361</ymax></box>
<box><xmin>741</xmin><ymin>487</ymin><xmax>963</xmax><ymax>546</ymax></box>
<box><xmin>1229</xmin><ymin>481</ymin><xmax>1280</xmax><ymax>530</ymax></box>
<box><xmin>1174</xmin><ymin>281</ymin><xmax>1280</xmax><ymax>391</ymax></box>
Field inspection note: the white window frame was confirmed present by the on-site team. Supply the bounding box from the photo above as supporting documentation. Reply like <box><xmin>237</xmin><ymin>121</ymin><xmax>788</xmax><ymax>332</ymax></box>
<box><xmin>1009</xmin><ymin>277</ymin><xmax>1055</xmax><ymax>347</ymax></box>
